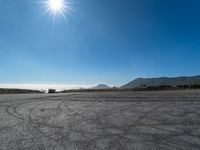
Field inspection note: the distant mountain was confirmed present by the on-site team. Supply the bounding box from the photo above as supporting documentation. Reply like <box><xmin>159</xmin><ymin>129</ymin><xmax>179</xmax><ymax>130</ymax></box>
<box><xmin>93</xmin><ymin>84</ymin><xmax>110</xmax><ymax>89</ymax></box>
<box><xmin>121</xmin><ymin>75</ymin><xmax>200</xmax><ymax>89</ymax></box>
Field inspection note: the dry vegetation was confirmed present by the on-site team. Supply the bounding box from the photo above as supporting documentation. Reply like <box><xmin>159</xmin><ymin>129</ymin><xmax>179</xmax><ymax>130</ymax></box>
<box><xmin>61</xmin><ymin>84</ymin><xmax>200</xmax><ymax>93</ymax></box>
<box><xmin>0</xmin><ymin>88</ymin><xmax>43</xmax><ymax>94</ymax></box>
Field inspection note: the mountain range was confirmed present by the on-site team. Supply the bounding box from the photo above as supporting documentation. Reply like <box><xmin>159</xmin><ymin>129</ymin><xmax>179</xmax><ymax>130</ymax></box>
<box><xmin>121</xmin><ymin>75</ymin><xmax>200</xmax><ymax>89</ymax></box>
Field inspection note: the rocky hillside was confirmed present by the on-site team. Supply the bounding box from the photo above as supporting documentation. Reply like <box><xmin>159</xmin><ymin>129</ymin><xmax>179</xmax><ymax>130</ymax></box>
<box><xmin>121</xmin><ymin>75</ymin><xmax>200</xmax><ymax>88</ymax></box>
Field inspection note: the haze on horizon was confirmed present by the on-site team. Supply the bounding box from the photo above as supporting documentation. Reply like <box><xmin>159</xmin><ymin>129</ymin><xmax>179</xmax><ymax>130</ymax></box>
<box><xmin>0</xmin><ymin>0</ymin><xmax>200</xmax><ymax>85</ymax></box>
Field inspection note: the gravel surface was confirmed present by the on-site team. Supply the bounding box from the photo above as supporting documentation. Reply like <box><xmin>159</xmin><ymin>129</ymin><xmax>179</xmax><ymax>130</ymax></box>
<box><xmin>0</xmin><ymin>90</ymin><xmax>200</xmax><ymax>150</ymax></box>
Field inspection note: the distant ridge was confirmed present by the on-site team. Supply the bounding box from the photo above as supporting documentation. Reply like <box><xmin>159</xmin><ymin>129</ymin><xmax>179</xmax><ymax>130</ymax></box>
<box><xmin>93</xmin><ymin>84</ymin><xmax>110</xmax><ymax>89</ymax></box>
<box><xmin>121</xmin><ymin>75</ymin><xmax>200</xmax><ymax>89</ymax></box>
<box><xmin>0</xmin><ymin>88</ymin><xmax>42</xmax><ymax>94</ymax></box>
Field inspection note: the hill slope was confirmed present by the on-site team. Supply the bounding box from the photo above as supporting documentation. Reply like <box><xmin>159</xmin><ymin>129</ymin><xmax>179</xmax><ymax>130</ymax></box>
<box><xmin>93</xmin><ymin>84</ymin><xmax>110</xmax><ymax>89</ymax></box>
<box><xmin>122</xmin><ymin>75</ymin><xmax>200</xmax><ymax>89</ymax></box>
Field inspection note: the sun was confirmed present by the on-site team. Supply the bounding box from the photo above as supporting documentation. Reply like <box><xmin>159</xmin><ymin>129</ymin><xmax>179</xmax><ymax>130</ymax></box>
<box><xmin>43</xmin><ymin>0</ymin><xmax>70</xmax><ymax>19</ymax></box>
<box><xmin>48</xmin><ymin>0</ymin><xmax>64</xmax><ymax>11</ymax></box>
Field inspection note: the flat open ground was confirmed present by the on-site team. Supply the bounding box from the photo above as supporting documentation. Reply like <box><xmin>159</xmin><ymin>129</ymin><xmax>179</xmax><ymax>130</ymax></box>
<box><xmin>1</xmin><ymin>90</ymin><xmax>200</xmax><ymax>150</ymax></box>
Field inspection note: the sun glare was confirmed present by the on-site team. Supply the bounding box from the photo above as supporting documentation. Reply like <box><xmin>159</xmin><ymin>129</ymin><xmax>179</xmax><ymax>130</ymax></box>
<box><xmin>43</xmin><ymin>0</ymin><xmax>69</xmax><ymax>19</ymax></box>
<box><xmin>48</xmin><ymin>0</ymin><xmax>64</xmax><ymax>11</ymax></box>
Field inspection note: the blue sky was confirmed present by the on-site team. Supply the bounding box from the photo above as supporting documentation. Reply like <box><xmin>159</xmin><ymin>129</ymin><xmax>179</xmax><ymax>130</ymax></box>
<box><xmin>0</xmin><ymin>0</ymin><xmax>200</xmax><ymax>86</ymax></box>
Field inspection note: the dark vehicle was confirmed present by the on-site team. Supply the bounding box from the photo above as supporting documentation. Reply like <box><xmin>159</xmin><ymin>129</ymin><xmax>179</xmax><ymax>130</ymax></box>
<box><xmin>48</xmin><ymin>89</ymin><xmax>56</xmax><ymax>93</ymax></box>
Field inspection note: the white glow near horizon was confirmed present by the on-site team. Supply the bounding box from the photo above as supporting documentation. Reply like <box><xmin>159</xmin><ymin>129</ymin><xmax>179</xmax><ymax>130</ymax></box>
<box><xmin>0</xmin><ymin>84</ymin><xmax>94</xmax><ymax>92</ymax></box>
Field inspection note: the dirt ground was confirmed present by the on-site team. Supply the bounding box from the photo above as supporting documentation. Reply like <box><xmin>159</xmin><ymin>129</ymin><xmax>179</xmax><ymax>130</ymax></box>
<box><xmin>1</xmin><ymin>90</ymin><xmax>200</xmax><ymax>150</ymax></box>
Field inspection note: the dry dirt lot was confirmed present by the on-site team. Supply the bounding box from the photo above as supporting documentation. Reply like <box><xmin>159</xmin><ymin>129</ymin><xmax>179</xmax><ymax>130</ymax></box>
<box><xmin>1</xmin><ymin>90</ymin><xmax>200</xmax><ymax>150</ymax></box>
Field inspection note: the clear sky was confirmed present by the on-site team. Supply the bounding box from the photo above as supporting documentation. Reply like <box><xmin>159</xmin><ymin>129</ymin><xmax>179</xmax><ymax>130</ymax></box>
<box><xmin>0</xmin><ymin>0</ymin><xmax>200</xmax><ymax>86</ymax></box>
